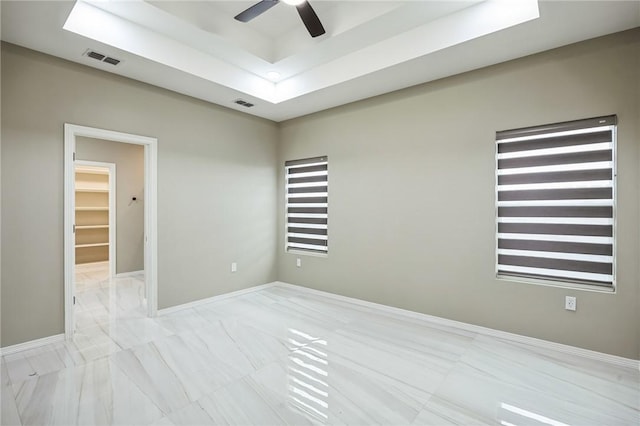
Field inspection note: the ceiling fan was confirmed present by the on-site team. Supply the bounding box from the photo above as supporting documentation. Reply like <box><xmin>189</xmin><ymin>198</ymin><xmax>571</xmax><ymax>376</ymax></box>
<box><xmin>234</xmin><ymin>0</ymin><xmax>326</xmax><ymax>38</ymax></box>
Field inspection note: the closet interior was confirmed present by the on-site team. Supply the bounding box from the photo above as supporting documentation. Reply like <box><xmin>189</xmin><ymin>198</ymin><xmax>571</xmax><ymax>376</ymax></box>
<box><xmin>75</xmin><ymin>165</ymin><xmax>110</xmax><ymax>264</ymax></box>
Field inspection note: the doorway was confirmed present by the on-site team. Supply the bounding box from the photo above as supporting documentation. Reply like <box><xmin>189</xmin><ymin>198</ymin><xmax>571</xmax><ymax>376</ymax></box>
<box><xmin>64</xmin><ymin>124</ymin><xmax>158</xmax><ymax>338</ymax></box>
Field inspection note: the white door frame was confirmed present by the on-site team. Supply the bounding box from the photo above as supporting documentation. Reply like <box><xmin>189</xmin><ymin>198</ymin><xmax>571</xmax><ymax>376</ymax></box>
<box><xmin>74</xmin><ymin>160</ymin><xmax>117</xmax><ymax>278</ymax></box>
<box><xmin>64</xmin><ymin>124</ymin><xmax>158</xmax><ymax>338</ymax></box>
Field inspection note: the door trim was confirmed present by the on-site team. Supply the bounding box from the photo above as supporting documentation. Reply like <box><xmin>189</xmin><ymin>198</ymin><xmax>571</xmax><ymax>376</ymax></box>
<box><xmin>64</xmin><ymin>124</ymin><xmax>158</xmax><ymax>338</ymax></box>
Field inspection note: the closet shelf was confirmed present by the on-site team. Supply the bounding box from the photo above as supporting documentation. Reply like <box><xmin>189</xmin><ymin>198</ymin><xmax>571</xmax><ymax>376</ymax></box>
<box><xmin>75</xmin><ymin>166</ymin><xmax>109</xmax><ymax>175</ymax></box>
<box><xmin>76</xmin><ymin>188</ymin><xmax>109</xmax><ymax>193</ymax></box>
<box><xmin>76</xmin><ymin>207</ymin><xmax>109</xmax><ymax>211</ymax></box>
<box><xmin>76</xmin><ymin>225</ymin><xmax>109</xmax><ymax>230</ymax></box>
<box><xmin>75</xmin><ymin>243</ymin><xmax>109</xmax><ymax>248</ymax></box>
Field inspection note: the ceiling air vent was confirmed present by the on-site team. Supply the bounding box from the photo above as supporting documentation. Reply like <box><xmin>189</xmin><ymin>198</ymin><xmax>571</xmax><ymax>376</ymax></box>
<box><xmin>103</xmin><ymin>57</ymin><xmax>121</xmax><ymax>66</ymax></box>
<box><xmin>86</xmin><ymin>51</ymin><xmax>105</xmax><ymax>61</ymax></box>
<box><xmin>83</xmin><ymin>49</ymin><xmax>122</xmax><ymax>66</ymax></box>
<box><xmin>234</xmin><ymin>99</ymin><xmax>255</xmax><ymax>108</ymax></box>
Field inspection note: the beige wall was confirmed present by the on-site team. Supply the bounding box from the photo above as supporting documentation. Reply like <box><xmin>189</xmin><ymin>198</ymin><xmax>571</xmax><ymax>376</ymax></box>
<box><xmin>1</xmin><ymin>42</ymin><xmax>279</xmax><ymax>347</ymax></box>
<box><xmin>76</xmin><ymin>137</ymin><xmax>144</xmax><ymax>274</ymax></box>
<box><xmin>277</xmin><ymin>29</ymin><xmax>640</xmax><ymax>359</ymax></box>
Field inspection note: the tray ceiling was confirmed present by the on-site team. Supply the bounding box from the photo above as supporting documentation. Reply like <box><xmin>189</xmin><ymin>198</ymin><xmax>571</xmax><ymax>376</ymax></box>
<box><xmin>2</xmin><ymin>1</ymin><xmax>639</xmax><ymax>121</ymax></box>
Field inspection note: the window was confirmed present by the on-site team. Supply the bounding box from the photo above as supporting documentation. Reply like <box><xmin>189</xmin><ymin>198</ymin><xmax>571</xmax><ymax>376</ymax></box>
<box><xmin>496</xmin><ymin>116</ymin><xmax>616</xmax><ymax>289</ymax></box>
<box><xmin>285</xmin><ymin>156</ymin><xmax>328</xmax><ymax>254</ymax></box>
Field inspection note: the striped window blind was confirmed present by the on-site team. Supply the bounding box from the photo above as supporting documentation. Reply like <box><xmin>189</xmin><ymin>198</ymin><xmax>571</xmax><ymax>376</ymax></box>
<box><xmin>286</xmin><ymin>156</ymin><xmax>328</xmax><ymax>254</ymax></box>
<box><xmin>496</xmin><ymin>116</ymin><xmax>616</xmax><ymax>288</ymax></box>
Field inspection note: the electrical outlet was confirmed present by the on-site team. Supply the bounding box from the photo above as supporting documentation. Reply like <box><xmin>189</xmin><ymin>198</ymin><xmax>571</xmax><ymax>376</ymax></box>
<box><xmin>296</xmin><ymin>258</ymin><xmax>301</xmax><ymax>268</ymax></box>
<box><xmin>231</xmin><ymin>262</ymin><xmax>237</xmax><ymax>273</ymax></box>
<box><xmin>565</xmin><ymin>296</ymin><xmax>576</xmax><ymax>311</ymax></box>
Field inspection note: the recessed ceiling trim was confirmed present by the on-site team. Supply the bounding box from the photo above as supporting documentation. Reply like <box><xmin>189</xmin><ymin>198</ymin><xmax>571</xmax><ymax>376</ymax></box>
<box><xmin>97</xmin><ymin>1</ymin><xmax>276</xmax><ymax>71</ymax></box>
<box><xmin>64</xmin><ymin>1</ymin><xmax>277</xmax><ymax>102</ymax></box>
<box><xmin>64</xmin><ymin>0</ymin><xmax>538</xmax><ymax>105</ymax></box>
<box><xmin>274</xmin><ymin>0</ymin><xmax>540</xmax><ymax>102</ymax></box>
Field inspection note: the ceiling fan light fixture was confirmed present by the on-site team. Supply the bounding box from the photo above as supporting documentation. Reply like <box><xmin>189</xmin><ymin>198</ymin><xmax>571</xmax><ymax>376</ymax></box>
<box><xmin>235</xmin><ymin>0</ymin><xmax>325</xmax><ymax>37</ymax></box>
<box><xmin>266</xmin><ymin>71</ymin><xmax>281</xmax><ymax>81</ymax></box>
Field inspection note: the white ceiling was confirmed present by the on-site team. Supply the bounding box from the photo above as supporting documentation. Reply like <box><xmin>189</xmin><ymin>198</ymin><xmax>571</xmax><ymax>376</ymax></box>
<box><xmin>2</xmin><ymin>1</ymin><xmax>639</xmax><ymax>122</ymax></box>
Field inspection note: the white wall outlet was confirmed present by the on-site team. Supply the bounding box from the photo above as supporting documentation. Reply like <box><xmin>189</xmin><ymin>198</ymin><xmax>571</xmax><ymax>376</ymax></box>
<box><xmin>565</xmin><ymin>296</ymin><xmax>576</xmax><ymax>311</ymax></box>
<box><xmin>231</xmin><ymin>262</ymin><xmax>237</xmax><ymax>273</ymax></box>
<box><xmin>296</xmin><ymin>258</ymin><xmax>301</xmax><ymax>268</ymax></box>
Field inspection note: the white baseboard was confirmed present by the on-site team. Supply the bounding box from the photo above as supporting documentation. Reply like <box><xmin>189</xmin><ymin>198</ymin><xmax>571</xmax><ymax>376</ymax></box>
<box><xmin>115</xmin><ymin>270</ymin><xmax>144</xmax><ymax>278</ymax></box>
<box><xmin>274</xmin><ymin>281</ymin><xmax>640</xmax><ymax>370</ymax></box>
<box><xmin>0</xmin><ymin>334</ymin><xmax>65</xmax><ymax>357</ymax></box>
<box><xmin>157</xmin><ymin>282</ymin><xmax>278</xmax><ymax>316</ymax></box>
<box><xmin>4</xmin><ymin>282</ymin><xmax>637</xmax><ymax>370</ymax></box>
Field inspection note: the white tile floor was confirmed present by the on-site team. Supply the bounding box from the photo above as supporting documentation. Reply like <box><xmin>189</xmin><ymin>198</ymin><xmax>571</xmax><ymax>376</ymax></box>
<box><xmin>1</xmin><ymin>262</ymin><xmax>638</xmax><ymax>425</ymax></box>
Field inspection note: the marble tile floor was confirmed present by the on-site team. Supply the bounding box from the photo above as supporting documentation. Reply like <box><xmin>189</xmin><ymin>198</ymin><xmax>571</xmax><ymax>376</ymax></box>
<box><xmin>1</xmin><ymin>265</ymin><xmax>638</xmax><ymax>425</ymax></box>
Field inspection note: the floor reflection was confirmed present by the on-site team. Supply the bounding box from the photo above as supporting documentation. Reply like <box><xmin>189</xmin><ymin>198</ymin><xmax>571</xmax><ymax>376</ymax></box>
<box><xmin>287</xmin><ymin>328</ymin><xmax>329</xmax><ymax>423</ymax></box>
<box><xmin>500</xmin><ymin>402</ymin><xmax>569</xmax><ymax>426</ymax></box>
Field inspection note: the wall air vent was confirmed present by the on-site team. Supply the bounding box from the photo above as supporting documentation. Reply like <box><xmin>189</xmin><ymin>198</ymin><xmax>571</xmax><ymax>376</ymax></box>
<box><xmin>83</xmin><ymin>49</ymin><xmax>122</xmax><ymax>66</ymax></box>
<box><xmin>234</xmin><ymin>99</ymin><xmax>255</xmax><ymax>108</ymax></box>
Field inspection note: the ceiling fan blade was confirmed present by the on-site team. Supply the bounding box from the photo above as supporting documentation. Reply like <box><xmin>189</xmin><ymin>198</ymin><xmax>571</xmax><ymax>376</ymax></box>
<box><xmin>234</xmin><ymin>0</ymin><xmax>279</xmax><ymax>23</ymax></box>
<box><xmin>295</xmin><ymin>1</ymin><xmax>325</xmax><ymax>38</ymax></box>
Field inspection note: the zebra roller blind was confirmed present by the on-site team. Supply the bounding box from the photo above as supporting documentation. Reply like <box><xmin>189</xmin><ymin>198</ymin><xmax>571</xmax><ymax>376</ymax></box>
<box><xmin>496</xmin><ymin>115</ymin><xmax>616</xmax><ymax>288</ymax></box>
<box><xmin>286</xmin><ymin>156</ymin><xmax>328</xmax><ymax>254</ymax></box>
